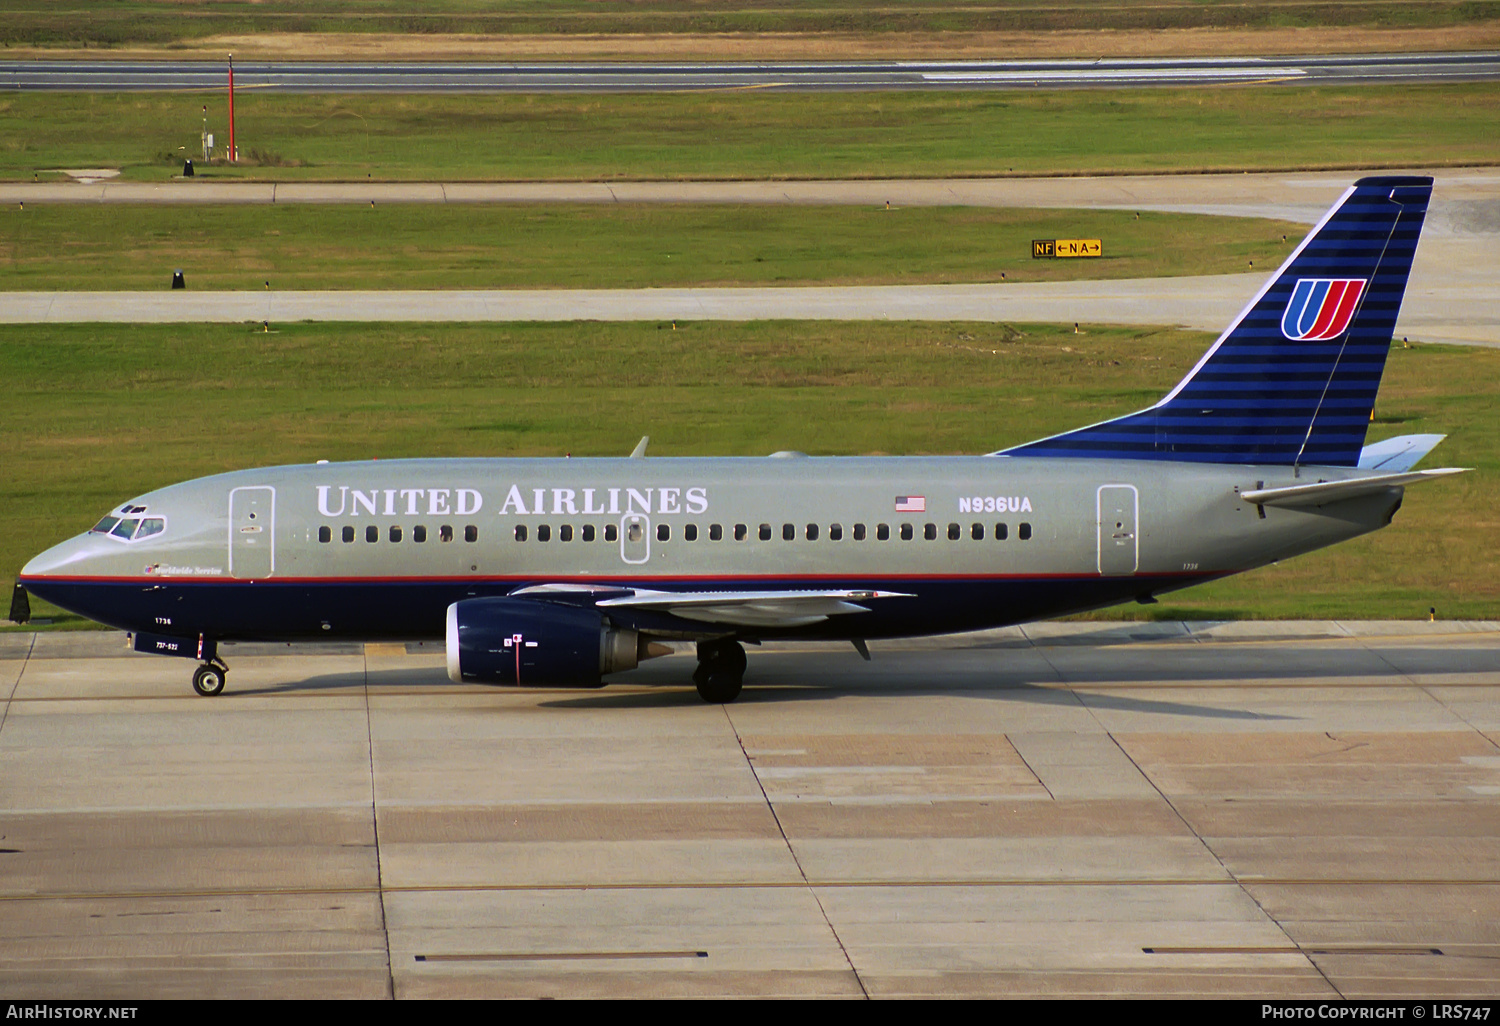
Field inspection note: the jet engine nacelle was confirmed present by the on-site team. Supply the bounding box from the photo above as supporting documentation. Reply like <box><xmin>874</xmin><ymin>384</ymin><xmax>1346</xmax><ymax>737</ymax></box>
<box><xmin>445</xmin><ymin>597</ymin><xmax>646</xmax><ymax>686</ymax></box>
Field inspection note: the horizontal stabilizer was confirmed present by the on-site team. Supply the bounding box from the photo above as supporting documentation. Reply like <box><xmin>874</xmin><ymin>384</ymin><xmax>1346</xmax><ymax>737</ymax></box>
<box><xmin>1241</xmin><ymin>468</ymin><xmax>1467</xmax><ymax>508</ymax></box>
<box><xmin>1358</xmin><ymin>433</ymin><xmax>1446</xmax><ymax>472</ymax></box>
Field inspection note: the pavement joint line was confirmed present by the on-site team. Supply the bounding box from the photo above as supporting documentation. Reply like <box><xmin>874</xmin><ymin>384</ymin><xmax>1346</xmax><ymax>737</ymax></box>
<box><xmin>361</xmin><ymin>646</ymin><xmax>396</xmax><ymax>1001</ymax></box>
<box><xmin>1359</xmin><ymin>634</ymin><xmax>1485</xmax><ymax>736</ymax></box>
<box><xmin>5</xmin><ymin>878</ymin><xmax>1498</xmax><ymax>904</ymax></box>
<box><xmin>0</xmin><ymin>633</ymin><xmax>33</xmax><ymax>737</ymax></box>
<box><xmin>1051</xmin><ymin>669</ymin><xmax>1325</xmax><ymax>992</ymax></box>
<box><xmin>1144</xmin><ymin>945</ymin><xmax>1445</xmax><ymax>956</ymax></box>
<box><xmin>1007</xmin><ymin>734</ymin><xmax>1055</xmax><ymax>801</ymax></box>
<box><xmin>725</xmin><ymin>701</ymin><xmax>870</xmax><ymax>999</ymax></box>
<box><xmin>415</xmin><ymin>951</ymin><xmax>708</xmax><ymax>963</ymax></box>
<box><xmin>1100</xmin><ymin>705</ymin><xmax>1342</xmax><ymax>994</ymax></box>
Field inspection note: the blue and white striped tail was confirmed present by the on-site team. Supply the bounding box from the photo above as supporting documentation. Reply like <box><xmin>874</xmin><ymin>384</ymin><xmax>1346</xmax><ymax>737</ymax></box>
<box><xmin>1001</xmin><ymin>176</ymin><xmax>1432</xmax><ymax>467</ymax></box>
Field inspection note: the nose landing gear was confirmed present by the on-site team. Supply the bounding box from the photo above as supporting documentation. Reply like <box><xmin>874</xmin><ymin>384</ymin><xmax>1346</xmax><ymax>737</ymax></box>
<box><xmin>693</xmin><ymin>639</ymin><xmax>746</xmax><ymax>704</ymax></box>
<box><xmin>192</xmin><ymin>660</ymin><xmax>228</xmax><ymax>696</ymax></box>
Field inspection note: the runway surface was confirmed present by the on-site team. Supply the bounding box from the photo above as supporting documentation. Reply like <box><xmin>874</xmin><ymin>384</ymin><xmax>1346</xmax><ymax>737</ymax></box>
<box><xmin>1</xmin><ymin>620</ymin><xmax>1496</xmax><ymax>998</ymax></box>
<box><xmin>4</xmin><ymin>52</ymin><xmax>1499</xmax><ymax>93</ymax></box>
<box><xmin>3</xmin><ymin>169</ymin><xmax>1496</xmax><ymax>345</ymax></box>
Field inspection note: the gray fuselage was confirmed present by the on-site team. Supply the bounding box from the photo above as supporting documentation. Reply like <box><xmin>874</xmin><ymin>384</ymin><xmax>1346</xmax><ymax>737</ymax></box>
<box><xmin>21</xmin><ymin>454</ymin><xmax>1400</xmax><ymax>644</ymax></box>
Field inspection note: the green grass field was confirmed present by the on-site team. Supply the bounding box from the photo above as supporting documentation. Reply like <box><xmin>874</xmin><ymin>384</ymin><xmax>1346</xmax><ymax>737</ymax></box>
<box><xmin>5</xmin><ymin>85</ymin><xmax>1497</xmax><ymax>183</ymax></box>
<box><xmin>0</xmin><ymin>204</ymin><xmax>1299</xmax><ymax>290</ymax></box>
<box><xmin>4</xmin><ymin>0</ymin><xmax>1493</xmax><ymax>47</ymax></box>
<box><xmin>4</xmin><ymin>321</ymin><xmax>1493</xmax><ymax>629</ymax></box>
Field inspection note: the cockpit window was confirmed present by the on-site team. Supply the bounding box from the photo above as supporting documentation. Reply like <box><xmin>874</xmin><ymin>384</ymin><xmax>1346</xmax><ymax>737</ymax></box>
<box><xmin>92</xmin><ymin>514</ymin><xmax>166</xmax><ymax>542</ymax></box>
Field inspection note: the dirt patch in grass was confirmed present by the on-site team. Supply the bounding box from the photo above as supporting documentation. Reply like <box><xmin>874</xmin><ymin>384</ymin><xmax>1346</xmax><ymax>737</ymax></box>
<box><xmin>10</xmin><ymin>24</ymin><xmax>1500</xmax><ymax>62</ymax></box>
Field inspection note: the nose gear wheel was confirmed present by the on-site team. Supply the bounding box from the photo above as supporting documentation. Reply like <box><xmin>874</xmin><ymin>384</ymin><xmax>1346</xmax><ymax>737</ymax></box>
<box><xmin>192</xmin><ymin>661</ymin><xmax>227</xmax><ymax>696</ymax></box>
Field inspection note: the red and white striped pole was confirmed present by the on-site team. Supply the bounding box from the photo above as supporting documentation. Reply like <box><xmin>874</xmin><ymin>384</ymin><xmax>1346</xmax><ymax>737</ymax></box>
<box><xmin>227</xmin><ymin>53</ymin><xmax>236</xmax><ymax>163</ymax></box>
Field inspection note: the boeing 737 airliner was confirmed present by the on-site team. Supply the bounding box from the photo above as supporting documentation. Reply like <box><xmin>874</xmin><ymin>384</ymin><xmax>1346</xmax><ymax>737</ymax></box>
<box><xmin>16</xmin><ymin>176</ymin><xmax>1465</xmax><ymax>702</ymax></box>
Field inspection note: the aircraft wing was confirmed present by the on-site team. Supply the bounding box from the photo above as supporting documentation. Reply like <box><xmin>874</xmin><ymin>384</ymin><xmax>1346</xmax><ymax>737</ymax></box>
<box><xmin>1241</xmin><ymin>468</ymin><xmax>1468</xmax><ymax>508</ymax></box>
<box><xmin>510</xmin><ymin>584</ymin><xmax>913</xmax><ymax>628</ymax></box>
<box><xmin>595</xmin><ymin>588</ymin><xmax>914</xmax><ymax>628</ymax></box>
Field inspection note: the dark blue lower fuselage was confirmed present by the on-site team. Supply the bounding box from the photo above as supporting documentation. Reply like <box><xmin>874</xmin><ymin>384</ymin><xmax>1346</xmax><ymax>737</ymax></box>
<box><xmin>24</xmin><ymin>572</ymin><xmax>1206</xmax><ymax>644</ymax></box>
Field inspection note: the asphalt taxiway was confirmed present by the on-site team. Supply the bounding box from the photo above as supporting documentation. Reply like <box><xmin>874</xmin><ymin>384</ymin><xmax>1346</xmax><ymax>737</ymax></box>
<box><xmin>1</xmin><ymin>621</ymin><xmax>1496</xmax><ymax>998</ymax></box>
<box><xmin>2</xmin><ymin>169</ymin><xmax>1496</xmax><ymax>345</ymax></box>
<box><xmin>6</xmin><ymin>53</ymin><xmax>1499</xmax><ymax>93</ymax></box>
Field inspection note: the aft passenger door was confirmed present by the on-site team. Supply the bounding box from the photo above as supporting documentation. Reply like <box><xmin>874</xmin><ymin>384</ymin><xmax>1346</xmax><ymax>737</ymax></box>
<box><xmin>1096</xmin><ymin>484</ymin><xmax>1138</xmax><ymax>576</ymax></box>
<box><xmin>228</xmin><ymin>486</ymin><xmax>276</xmax><ymax>579</ymax></box>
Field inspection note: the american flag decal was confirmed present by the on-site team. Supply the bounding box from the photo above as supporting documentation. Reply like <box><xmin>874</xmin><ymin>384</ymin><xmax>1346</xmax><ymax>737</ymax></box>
<box><xmin>895</xmin><ymin>496</ymin><xmax>926</xmax><ymax>512</ymax></box>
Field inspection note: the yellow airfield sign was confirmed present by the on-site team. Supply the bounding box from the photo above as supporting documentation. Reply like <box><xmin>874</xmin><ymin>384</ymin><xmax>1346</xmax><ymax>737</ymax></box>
<box><xmin>1033</xmin><ymin>239</ymin><xmax>1102</xmax><ymax>258</ymax></box>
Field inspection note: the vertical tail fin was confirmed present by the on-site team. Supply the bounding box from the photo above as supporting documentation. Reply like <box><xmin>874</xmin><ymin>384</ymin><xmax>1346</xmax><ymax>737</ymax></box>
<box><xmin>1002</xmin><ymin>176</ymin><xmax>1431</xmax><ymax>466</ymax></box>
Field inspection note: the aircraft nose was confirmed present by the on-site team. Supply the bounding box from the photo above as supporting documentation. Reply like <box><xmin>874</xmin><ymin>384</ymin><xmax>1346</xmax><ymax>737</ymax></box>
<box><xmin>20</xmin><ymin>534</ymin><xmax>99</xmax><ymax>579</ymax></box>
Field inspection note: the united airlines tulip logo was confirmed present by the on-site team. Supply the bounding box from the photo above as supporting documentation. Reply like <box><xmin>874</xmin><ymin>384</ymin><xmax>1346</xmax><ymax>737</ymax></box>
<box><xmin>1281</xmin><ymin>278</ymin><xmax>1367</xmax><ymax>340</ymax></box>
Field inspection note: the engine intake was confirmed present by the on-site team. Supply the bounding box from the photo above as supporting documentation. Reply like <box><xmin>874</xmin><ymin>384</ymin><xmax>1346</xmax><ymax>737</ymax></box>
<box><xmin>445</xmin><ymin>597</ymin><xmax>660</xmax><ymax>686</ymax></box>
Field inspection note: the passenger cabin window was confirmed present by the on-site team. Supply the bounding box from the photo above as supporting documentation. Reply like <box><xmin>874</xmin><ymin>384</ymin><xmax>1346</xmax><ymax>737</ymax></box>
<box><xmin>514</xmin><ymin>525</ymin><xmax>528</xmax><ymax>542</ymax></box>
<box><xmin>995</xmin><ymin>523</ymin><xmax>1008</xmax><ymax>540</ymax></box>
<box><xmin>366</xmin><ymin>525</ymin><xmax>378</xmax><ymax>543</ymax></box>
<box><xmin>684</xmin><ymin>524</ymin><xmax>698</xmax><ymax>542</ymax></box>
<box><xmin>782</xmin><ymin>524</ymin><xmax>795</xmax><ymax>541</ymax></box>
<box><xmin>923</xmin><ymin>523</ymin><xmax>937</xmax><ymax>541</ymax></box>
<box><xmin>709</xmin><ymin>524</ymin><xmax>722</xmax><ymax>541</ymax></box>
<box><xmin>900</xmin><ymin>523</ymin><xmax>913</xmax><ymax>541</ymax></box>
<box><xmin>735</xmin><ymin>524</ymin><xmax>747</xmax><ymax>542</ymax></box>
<box><xmin>829</xmin><ymin>524</ymin><xmax>843</xmax><ymax>541</ymax></box>
<box><xmin>626</xmin><ymin>522</ymin><xmax>642</xmax><ymax>543</ymax></box>
<box><xmin>759</xmin><ymin>524</ymin><xmax>772</xmax><ymax>541</ymax></box>
<box><xmin>853</xmin><ymin>523</ymin><xmax>866</xmax><ymax>541</ymax></box>
<box><xmin>971</xmin><ymin>523</ymin><xmax>984</xmax><ymax>540</ymax></box>
<box><xmin>319</xmin><ymin>526</ymin><xmax>331</xmax><ymax>543</ymax></box>
<box><xmin>582</xmin><ymin>524</ymin><xmax>596</xmax><ymax>542</ymax></box>
<box><xmin>657</xmin><ymin>524</ymin><xmax>670</xmax><ymax>542</ymax></box>
<box><xmin>948</xmin><ymin>523</ymin><xmax>961</xmax><ymax>541</ymax></box>
<box><xmin>343</xmin><ymin>526</ymin><xmax>355</xmax><ymax>543</ymax></box>
<box><xmin>390</xmin><ymin>526</ymin><xmax>403</xmax><ymax>543</ymax></box>
<box><xmin>440</xmin><ymin>525</ymin><xmax>454</xmax><ymax>543</ymax></box>
<box><xmin>806</xmin><ymin>523</ymin><xmax>819</xmax><ymax>541</ymax></box>
<box><xmin>877</xmin><ymin>524</ymin><xmax>889</xmax><ymax>541</ymax></box>
<box><xmin>465</xmin><ymin>525</ymin><xmax>479</xmax><ymax>543</ymax></box>
<box><xmin>414</xmin><ymin>525</ymin><xmax>427</xmax><ymax>543</ymax></box>
<box><xmin>605</xmin><ymin>524</ymin><xmax>619</xmax><ymax>543</ymax></box>
<box><xmin>558</xmin><ymin>525</ymin><xmax>572</xmax><ymax>542</ymax></box>
<box><xmin>537</xmin><ymin>525</ymin><xmax>550</xmax><ymax>542</ymax></box>
<box><xmin>1019</xmin><ymin>522</ymin><xmax>1032</xmax><ymax>541</ymax></box>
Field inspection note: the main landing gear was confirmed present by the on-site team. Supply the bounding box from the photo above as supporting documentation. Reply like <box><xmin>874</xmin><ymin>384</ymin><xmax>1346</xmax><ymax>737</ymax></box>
<box><xmin>693</xmin><ymin>639</ymin><xmax>746</xmax><ymax>704</ymax></box>
<box><xmin>192</xmin><ymin>659</ymin><xmax>229</xmax><ymax>697</ymax></box>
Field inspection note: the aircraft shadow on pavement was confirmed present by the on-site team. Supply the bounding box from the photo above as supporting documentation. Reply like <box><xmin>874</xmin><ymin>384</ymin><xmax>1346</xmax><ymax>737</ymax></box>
<box><xmin>221</xmin><ymin>643</ymin><xmax>1422</xmax><ymax>719</ymax></box>
<box><xmin>538</xmin><ymin>679</ymin><xmax>1289</xmax><ymax>720</ymax></box>
<box><xmin>227</xmin><ymin>666</ymin><xmax>1278</xmax><ymax>720</ymax></box>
